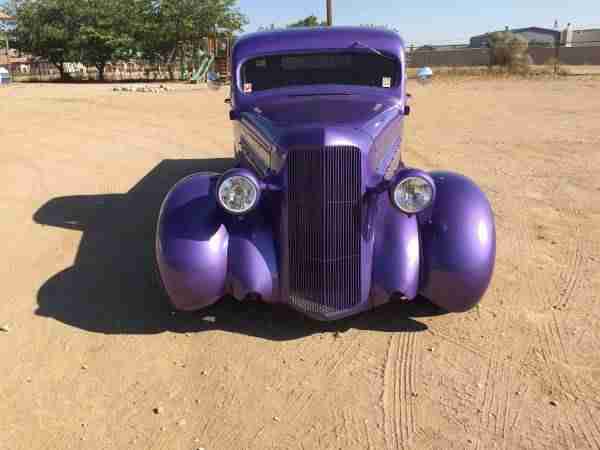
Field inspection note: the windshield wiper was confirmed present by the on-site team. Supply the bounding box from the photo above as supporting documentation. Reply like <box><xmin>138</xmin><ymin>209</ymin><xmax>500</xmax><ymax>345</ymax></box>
<box><xmin>351</xmin><ymin>41</ymin><xmax>396</xmax><ymax>61</ymax></box>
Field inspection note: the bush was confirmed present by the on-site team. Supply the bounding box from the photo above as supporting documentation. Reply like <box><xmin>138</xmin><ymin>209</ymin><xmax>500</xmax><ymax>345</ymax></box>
<box><xmin>488</xmin><ymin>31</ymin><xmax>530</xmax><ymax>73</ymax></box>
<box><xmin>543</xmin><ymin>57</ymin><xmax>571</xmax><ymax>76</ymax></box>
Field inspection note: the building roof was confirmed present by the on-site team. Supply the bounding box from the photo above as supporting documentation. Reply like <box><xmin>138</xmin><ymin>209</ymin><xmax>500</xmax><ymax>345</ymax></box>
<box><xmin>414</xmin><ymin>44</ymin><xmax>468</xmax><ymax>51</ymax></box>
<box><xmin>0</xmin><ymin>11</ymin><xmax>16</xmax><ymax>21</ymax></box>
<box><xmin>471</xmin><ymin>27</ymin><xmax>560</xmax><ymax>39</ymax></box>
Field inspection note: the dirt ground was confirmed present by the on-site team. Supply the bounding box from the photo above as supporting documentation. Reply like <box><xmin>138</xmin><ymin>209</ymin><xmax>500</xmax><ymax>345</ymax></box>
<box><xmin>1</xmin><ymin>78</ymin><xmax>599</xmax><ymax>450</ymax></box>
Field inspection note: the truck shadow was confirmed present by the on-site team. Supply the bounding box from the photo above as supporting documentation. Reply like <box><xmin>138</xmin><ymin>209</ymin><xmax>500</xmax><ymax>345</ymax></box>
<box><xmin>34</xmin><ymin>159</ymin><xmax>443</xmax><ymax>340</ymax></box>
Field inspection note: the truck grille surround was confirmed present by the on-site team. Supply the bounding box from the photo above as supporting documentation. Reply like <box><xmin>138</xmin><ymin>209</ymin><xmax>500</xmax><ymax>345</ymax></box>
<box><xmin>287</xmin><ymin>146</ymin><xmax>362</xmax><ymax>316</ymax></box>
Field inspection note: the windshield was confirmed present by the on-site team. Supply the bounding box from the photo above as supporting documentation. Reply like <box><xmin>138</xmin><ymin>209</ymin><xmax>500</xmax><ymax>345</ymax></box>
<box><xmin>241</xmin><ymin>51</ymin><xmax>399</xmax><ymax>93</ymax></box>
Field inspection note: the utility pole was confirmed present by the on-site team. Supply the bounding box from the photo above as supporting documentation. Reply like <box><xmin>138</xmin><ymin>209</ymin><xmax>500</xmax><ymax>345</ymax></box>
<box><xmin>326</xmin><ymin>0</ymin><xmax>332</xmax><ymax>26</ymax></box>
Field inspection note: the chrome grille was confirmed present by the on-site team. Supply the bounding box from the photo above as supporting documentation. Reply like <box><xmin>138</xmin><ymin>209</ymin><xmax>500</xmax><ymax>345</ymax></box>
<box><xmin>287</xmin><ymin>146</ymin><xmax>362</xmax><ymax>314</ymax></box>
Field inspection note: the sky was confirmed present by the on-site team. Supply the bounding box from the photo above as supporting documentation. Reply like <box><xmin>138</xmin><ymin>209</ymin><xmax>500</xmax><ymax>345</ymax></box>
<box><xmin>236</xmin><ymin>0</ymin><xmax>600</xmax><ymax>46</ymax></box>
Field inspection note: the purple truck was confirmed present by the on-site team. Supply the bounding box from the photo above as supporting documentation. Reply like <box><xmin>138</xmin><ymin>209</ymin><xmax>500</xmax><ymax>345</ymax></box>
<box><xmin>156</xmin><ymin>27</ymin><xmax>496</xmax><ymax>321</ymax></box>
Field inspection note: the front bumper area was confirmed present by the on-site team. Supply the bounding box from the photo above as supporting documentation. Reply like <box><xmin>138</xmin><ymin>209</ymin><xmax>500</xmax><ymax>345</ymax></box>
<box><xmin>156</xmin><ymin>171</ymin><xmax>495</xmax><ymax>320</ymax></box>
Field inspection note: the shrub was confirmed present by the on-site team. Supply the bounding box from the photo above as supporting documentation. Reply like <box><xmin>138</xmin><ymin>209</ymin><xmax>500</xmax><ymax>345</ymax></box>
<box><xmin>487</xmin><ymin>31</ymin><xmax>530</xmax><ymax>73</ymax></box>
<box><xmin>542</xmin><ymin>57</ymin><xmax>571</xmax><ymax>76</ymax></box>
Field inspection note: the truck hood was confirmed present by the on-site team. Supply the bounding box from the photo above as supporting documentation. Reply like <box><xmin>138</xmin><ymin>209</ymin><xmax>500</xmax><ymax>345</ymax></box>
<box><xmin>251</xmin><ymin>94</ymin><xmax>401</xmax><ymax>129</ymax></box>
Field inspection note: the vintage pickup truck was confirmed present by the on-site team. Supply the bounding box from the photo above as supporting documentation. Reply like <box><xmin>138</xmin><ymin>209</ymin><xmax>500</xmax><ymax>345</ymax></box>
<box><xmin>155</xmin><ymin>27</ymin><xmax>496</xmax><ymax>321</ymax></box>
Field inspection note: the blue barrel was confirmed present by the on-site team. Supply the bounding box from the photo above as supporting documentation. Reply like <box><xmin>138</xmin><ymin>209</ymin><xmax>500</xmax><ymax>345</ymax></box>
<box><xmin>0</xmin><ymin>67</ymin><xmax>11</xmax><ymax>85</ymax></box>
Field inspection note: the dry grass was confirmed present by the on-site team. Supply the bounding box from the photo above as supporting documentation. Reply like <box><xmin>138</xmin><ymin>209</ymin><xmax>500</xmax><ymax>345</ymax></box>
<box><xmin>407</xmin><ymin>64</ymin><xmax>600</xmax><ymax>80</ymax></box>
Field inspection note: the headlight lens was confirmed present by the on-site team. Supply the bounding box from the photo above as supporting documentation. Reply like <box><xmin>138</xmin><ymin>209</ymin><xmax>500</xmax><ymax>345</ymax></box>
<box><xmin>217</xmin><ymin>175</ymin><xmax>259</xmax><ymax>214</ymax></box>
<box><xmin>392</xmin><ymin>176</ymin><xmax>434</xmax><ymax>213</ymax></box>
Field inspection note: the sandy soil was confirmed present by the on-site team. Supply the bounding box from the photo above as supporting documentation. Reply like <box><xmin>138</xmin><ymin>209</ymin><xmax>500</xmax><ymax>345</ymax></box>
<box><xmin>1</xmin><ymin>78</ymin><xmax>599</xmax><ymax>450</ymax></box>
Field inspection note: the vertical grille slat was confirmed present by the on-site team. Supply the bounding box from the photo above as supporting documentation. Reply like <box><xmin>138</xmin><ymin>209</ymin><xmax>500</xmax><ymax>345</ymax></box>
<box><xmin>288</xmin><ymin>146</ymin><xmax>362</xmax><ymax>315</ymax></box>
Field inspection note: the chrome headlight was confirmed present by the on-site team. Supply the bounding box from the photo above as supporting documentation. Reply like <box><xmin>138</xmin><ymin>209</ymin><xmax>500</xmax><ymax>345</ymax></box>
<box><xmin>217</xmin><ymin>172</ymin><xmax>260</xmax><ymax>214</ymax></box>
<box><xmin>391</xmin><ymin>175</ymin><xmax>434</xmax><ymax>214</ymax></box>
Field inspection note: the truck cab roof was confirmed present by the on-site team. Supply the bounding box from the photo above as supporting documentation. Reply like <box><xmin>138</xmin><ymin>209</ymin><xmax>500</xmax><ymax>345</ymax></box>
<box><xmin>233</xmin><ymin>26</ymin><xmax>405</xmax><ymax>64</ymax></box>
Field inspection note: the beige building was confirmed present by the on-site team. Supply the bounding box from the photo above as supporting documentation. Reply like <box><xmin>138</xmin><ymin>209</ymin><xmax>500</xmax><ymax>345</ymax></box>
<box><xmin>561</xmin><ymin>24</ymin><xmax>600</xmax><ymax>47</ymax></box>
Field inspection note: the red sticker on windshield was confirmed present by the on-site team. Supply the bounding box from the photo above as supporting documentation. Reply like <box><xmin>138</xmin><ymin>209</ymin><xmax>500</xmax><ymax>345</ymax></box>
<box><xmin>243</xmin><ymin>83</ymin><xmax>253</xmax><ymax>93</ymax></box>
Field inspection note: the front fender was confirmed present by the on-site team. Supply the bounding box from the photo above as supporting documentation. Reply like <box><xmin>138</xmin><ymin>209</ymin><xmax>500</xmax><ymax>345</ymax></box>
<box><xmin>419</xmin><ymin>171</ymin><xmax>496</xmax><ymax>312</ymax></box>
<box><xmin>156</xmin><ymin>172</ymin><xmax>279</xmax><ymax>311</ymax></box>
<box><xmin>156</xmin><ymin>173</ymin><xmax>228</xmax><ymax>310</ymax></box>
<box><xmin>226</xmin><ymin>211</ymin><xmax>279</xmax><ymax>303</ymax></box>
<box><xmin>370</xmin><ymin>193</ymin><xmax>420</xmax><ymax>304</ymax></box>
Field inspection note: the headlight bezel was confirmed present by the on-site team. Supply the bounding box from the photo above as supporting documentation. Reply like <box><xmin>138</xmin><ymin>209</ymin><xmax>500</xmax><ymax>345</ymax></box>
<box><xmin>216</xmin><ymin>169</ymin><xmax>261</xmax><ymax>215</ymax></box>
<box><xmin>389</xmin><ymin>170</ymin><xmax>435</xmax><ymax>214</ymax></box>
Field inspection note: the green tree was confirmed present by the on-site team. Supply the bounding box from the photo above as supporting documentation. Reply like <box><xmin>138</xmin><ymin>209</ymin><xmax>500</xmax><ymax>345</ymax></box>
<box><xmin>287</xmin><ymin>15</ymin><xmax>326</xmax><ymax>28</ymax></box>
<box><xmin>13</xmin><ymin>0</ymin><xmax>80</xmax><ymax>80</ymax></box>
<box><xmin>131</xmin><ymin>0</ymin><xmax>171</xmax><ymax>67</ymax></box>
<box><xmin>203</xmin><ymin>0</ymin><xmax>247</xmax><ymax>34</ymax></box>
<box><xmin>12</xmin><ymin>0</ymin><xmax>247</xmax><ymax>81</ymax></box>
<box><xmin>137</xmin><ymin>0</ymin><xmax>247</xmax><ymax>79</ymax></box>
<box><xmin>78</xmin><ymin>0</ymin><xmax>136</xmax><ymax>81</ymax></box>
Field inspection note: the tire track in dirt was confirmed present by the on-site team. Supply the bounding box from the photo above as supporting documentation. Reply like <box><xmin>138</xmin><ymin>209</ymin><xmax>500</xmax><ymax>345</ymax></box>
<box><xmin>524</xmin><ymin>204</ymin><xmax>600</xmax><ymax>449</ymax></box>
<box><xmin>364</xmin><ymin>417</ymin><xmax>375</xmax><ymax>450</ymax></box>
<box><xmin>468</xmin><ymin>189</ymin><xmax>542</xmax><ymax>445</ymax></box>
<box><xmin>279</xmin><ymin>334</ymin><xmax>377</xmax><ymax>448</ymax></box>
<box><xmin>521</xmin><ymin>211</ymin><xmax>581</xmax><ymax>444</ymax></box>
<box><xmin>324</xmin><ymin>335</ymin><xmax>361</xmax><ymax>376</ymax></box>
<box><xmin>509</xmin><ymin>197</ymin><xmax>569</xmax><ymax>387</ymax></box>
<box><xmin>287</xmin><ymin>390</ymin><xmax>314</xmax><ymax>424</ymax></box>
<box><xmin>309</xmin><ymin>333</ymin><xmax>357</xmax><ymax>377</ymax></box>
<box><xmin>556</xmin><ymin>204</ymin><xmax>600</xmax><ymax>448</ymax></box>
<box><xmin>426</xmin><ymin>328</ymin><xmax>491</xmax><ymax>360</ymax></box>
<box><xmin>573</xmin><ymin>384</ymin><xmax>600</xmax><ymax>450</ymax></box>
<box><xmin>332</xmin><ymin>409</ymin><xmax>370</xmax><ymax>449</ymax></box>
<box><xmin>382</xmin><ymin>332</ymin><xmax>417</xmax><ymax>450</ymax></box>
<box><xmin>540</xmin><ymin>225</ymin><xmax>600</xmax><ymax>449</ymax></box>
<box><xmin>517</xmin><ymin>205</ymin><xmax>566</xmax><ymax>359</ymax></box>
<box><xmin>574</xmin><ymin>413</ymin><xmax>600</xmax><ymax>450</ymax></box>
<box><xmin>541</xmin><ymin>223</ymin><xmax>584</xmax><ymax>367</ymax></box>
<box><xmin>552</xmin><ymin>229</ymin><xmax>584</xmax><ymax>312</ymax></box>
<box><xmin>473</xmin><ymin>309</ymin><xmax>523</xmax><ymax>449</ymax></box>
<box><xmin>382</xmin><ymin>335</ymin><xmax>398</xmax><ymax>450</ymax></box>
